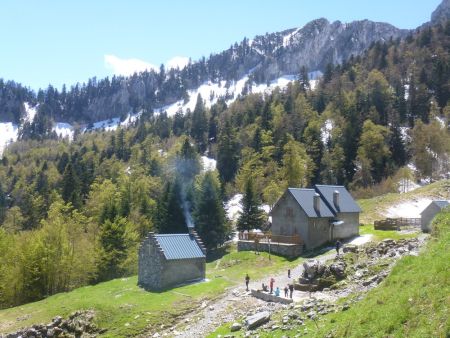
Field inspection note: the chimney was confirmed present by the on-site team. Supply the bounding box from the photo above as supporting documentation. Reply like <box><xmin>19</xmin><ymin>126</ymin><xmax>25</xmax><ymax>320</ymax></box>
<box><xmin>313</xmin><ymin>193</ymin><xmax>321</xmax><ymax>213</ymax></box>
<box><xmin>333</xmin><ymin>190</ymin><xmax>340</xmax><ymax>210</ymax></box>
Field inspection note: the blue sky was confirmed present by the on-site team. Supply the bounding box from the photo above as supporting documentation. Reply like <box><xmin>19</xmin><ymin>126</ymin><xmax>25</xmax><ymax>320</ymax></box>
<box><xmin>0</xmin><ymin>0</ymin><xmax>441</xmax><ymax>91</ymax></box>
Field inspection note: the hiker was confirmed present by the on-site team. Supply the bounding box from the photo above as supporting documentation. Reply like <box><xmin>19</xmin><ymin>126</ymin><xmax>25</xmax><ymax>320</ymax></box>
<box><xmin>284</xmin><ymin>285</ymin><xmax>289</xmax><ymax>297</ymax></box>
<box><xmin>289</xmin><ymin>283</ymin><xmax>294</xmax><ymax>299</ymax></box>
<box><xmin>288</xmin><ymin>269</ymin><xmax>291</xmax><ymax>278</ymax></box>
<box><xmin>269</xmin><ymin>277</ymin><xmax>275</xmax><ymax>294</ymax></box>
<box><xmin>262</xmin><ymin>282</ymin><xmax>268</xmax><ymax>292</ymax></box>
<box><xmin>275</xmin><ymin>287</ymin><xmax>280</xmax><ymax>297</ymax></box>
<box><xmin>245</xmin><ymin>274</ymin><xmax>250</xmax><ymax>291</ymax></box>
<box><xmin>336</xmin><ymin>239</ymin><xmax>342</xmax><ymax>255</ymax></box>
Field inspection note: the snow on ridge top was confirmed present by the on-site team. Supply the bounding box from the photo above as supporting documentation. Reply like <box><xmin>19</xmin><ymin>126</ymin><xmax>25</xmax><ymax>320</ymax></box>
<box><xmin>283</xmin><ymin>27</ymin><xmax>301</xmax><ymax>47</ymax></box>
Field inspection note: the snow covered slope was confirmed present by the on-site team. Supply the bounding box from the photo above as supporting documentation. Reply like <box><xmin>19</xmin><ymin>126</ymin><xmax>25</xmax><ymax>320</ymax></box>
<box><xmin>0</xmin><ymin>123</ymin><xmax>19</xmax><ymax>156</ymax></box>
<box><xmin>155</xmin><ymin>74</ymin><xmax>302</xmax><ymax>116</ymax></box>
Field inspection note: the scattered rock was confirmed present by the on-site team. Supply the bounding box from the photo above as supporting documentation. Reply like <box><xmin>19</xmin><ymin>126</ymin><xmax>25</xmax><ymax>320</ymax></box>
<box><xmin>245</xmin><ymin>311</ymin><xmax>271</xmax><ymax>330</ymax></box>
<box><xmin>4</xmin><ymin>310</ymin><xmax>101</xmax><ymax>338</ymax></box>
<box><xmin>230</xmin><ymin>323</ymin><xmax>242</xmax><ymax>332</ymax></box>
<box><xmin>343</xmin><ymin>244</ymin><xmax>358</xmax><ymax>253</ymax></box>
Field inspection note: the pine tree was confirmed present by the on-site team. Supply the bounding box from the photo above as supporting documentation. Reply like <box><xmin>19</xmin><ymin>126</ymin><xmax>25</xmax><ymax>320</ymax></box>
<box><xmin>98</xmin><ymin>217</ymin><xmax>127</xmax><ymax>281</ymax></box>
<box><xmin>61</xmin><ymin>163</ymin><xmax>81</xmax><ymax>208</ymax></box>
<box><xmin>217</xmin><ymin>120</ymin><xmax>240</xmax><ymax>184</ymax></box>
<box><xmin>237</xmin><ymin>178</ymin><xmax>266</xmax><ymax>231</ymax></box>
<box><xmin>193</xmin><ymin>172</ymin><xmax>229</xmax><ymax>250</ymax></box>
<box><xmin>155</xmin><ymin>180</ymin><xmax>187</xmax><ymax>233</ymax></box>
<box><xmin>190</xmin><ymin>94</ymin><xmax>208</xmax><ymax>152</ymax></box>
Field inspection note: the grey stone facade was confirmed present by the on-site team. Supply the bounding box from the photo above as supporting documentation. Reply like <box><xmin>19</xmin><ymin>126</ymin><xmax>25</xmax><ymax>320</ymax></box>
<box><xmin>420</xmin><ymin>201</ymin><xmax>449</xmax><ymax>232</ymax></box>
<box><xmin>270</xmin><ymin>185</ymin><xmax>360</xmax><ymax>251</ymax></box>
<box><xmin>138</xmin><ymin>231</ymin><xmax>206</xmax><ymax>291</ymax></box>
<box><xmin>237</xmin><ymin>240</ymin><xmax>303</xmax><ymax>258</ymax></box>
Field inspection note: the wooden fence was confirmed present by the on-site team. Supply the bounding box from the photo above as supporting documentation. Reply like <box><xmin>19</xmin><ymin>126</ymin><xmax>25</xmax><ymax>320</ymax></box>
<box><xmin>374</xmin><ymin>217</ymin><xmax>421</xmax><ymax>230</ymax></box>
<box><xmin>238</xmin><ymin>232</ymin><xmax>303</xmax><ymax>245</ymax></box>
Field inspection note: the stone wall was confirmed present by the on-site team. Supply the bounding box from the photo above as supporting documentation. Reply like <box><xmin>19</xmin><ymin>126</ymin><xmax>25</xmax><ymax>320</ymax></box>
<box><xmin>238</xmin><ymin>240</ymin><xmax>303</xmax><ymax>258</ymax></box>
<box><xmin>138</xmin><ymin>232</ymin><xmax>206</xmax><ymax>291</ymax></box>
<box><xmin>306</xmin><ymin>218</ymin><xmax>330</xmax><ymax>249</ymax></box>
<box><xmin>161</xmin><ymin>258</ymin><xmax>205</xmax><ymax>288</ymax></box>
<box><xmin>271</xmin><ymin>192</ymin><xmax>309</xmax><ymax>242</ymax></box>
<box><xmin>421</xmin><ymin>204</ymin><xmax>440</xmax><ymax>232</ymax></box>
<box><xmin>333</xmin><ymin>212</ymin><xmax>359</xmax><ymax>239</ymax></box>
<box><xmin>138</xmin><ymin>233</ymin><xmax>164</xmax><ymax>290</ymax></box>
<box><xmin>251</xmin><ymin>289</ymin><xmax>293</xmax><ymax>304</ymax></box>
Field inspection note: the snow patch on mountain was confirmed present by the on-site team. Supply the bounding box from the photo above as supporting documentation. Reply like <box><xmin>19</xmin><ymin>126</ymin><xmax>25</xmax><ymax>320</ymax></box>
<box><xmin>155</xmin><ymin>74</ymin><xmax>300</xmax><ymax>117</ymax></box>
<box><xmin>201</xmin><ymin>156</ymin><xmax>216</xmax><ymax>172</ymax></box>
<box><xmin>321</xmin><ymin>119</ymin><xmax>333</xmax><ymax>144</ymax></box>
<box><xmin>283</xmin><ymin>27</ymin><xmax>301</xmax><ymax>47</ymax></box>
<box><xmin>83</xmin><ymin>111</ymin><xmax>142</xmax><ymax>132</ymax></box>
<box><xmin>225</xmin><ymin>194</ymin><xmax>243</xmax><ymax>224</ymax></box>
<box><xmin>386</xmin><ymin>198</ymin><xmax>433</xmax><ymax>218</ymax></box>
<box><xmin>53</xmin><ymin>123</ymin><xmax>74</xmax><ymax>140</ymax></box>
<box><xmin>24</xmin><ymin>102</ymin><xmax>37</xmax><ymax>123</ymax></box>
<box><xmin>0</xmin><ymin>123</ymin><xmax>19</xmax><ymax>156</ymax></box>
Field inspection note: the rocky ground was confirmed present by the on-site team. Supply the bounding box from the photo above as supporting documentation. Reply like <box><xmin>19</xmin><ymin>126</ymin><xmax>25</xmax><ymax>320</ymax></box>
<box><xmin>150</xmin><ymin>233</ymin><xmax>428</xmax><ymax>338</ymax></box>
<box><xmin>1</xmin><ymin>310</ymin><xmax>103</xmax><ymax>338</ymax></box>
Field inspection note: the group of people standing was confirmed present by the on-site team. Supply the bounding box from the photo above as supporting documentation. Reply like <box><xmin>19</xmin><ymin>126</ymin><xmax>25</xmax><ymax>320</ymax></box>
<box><xmin>245</xmin><ymin>272</ymin><xmax>294</xmax><ymax>299</ymax></box>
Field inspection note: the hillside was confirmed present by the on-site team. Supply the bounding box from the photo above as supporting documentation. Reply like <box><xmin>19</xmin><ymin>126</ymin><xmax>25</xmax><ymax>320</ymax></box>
<box><xmin>1</xmin><ymin>188</ymin><xmax>448</xmax><ymax>337</ymax></box>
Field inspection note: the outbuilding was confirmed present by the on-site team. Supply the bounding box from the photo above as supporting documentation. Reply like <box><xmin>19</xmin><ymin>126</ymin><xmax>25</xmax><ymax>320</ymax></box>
<box><xmin>138</xmin><ymin>231</ymin><xmax>206</xmax><ymax>291</ymax></box>
<box><xmin>420</xmin><ymin>200</ymin><xmax>449</xmax><ymax>232</ymax></box>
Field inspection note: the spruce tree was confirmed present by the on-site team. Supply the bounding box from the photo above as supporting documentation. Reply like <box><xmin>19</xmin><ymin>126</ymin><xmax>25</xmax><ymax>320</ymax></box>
<box><xmin>98</xmin><ymin>217</ymin><xmax>127</xmax><ymax>281</ymax></box>
<box><xmin>237</xmin><ymin>178</ymin><xmax>266</xmax><ymax>231</ymax></box>
<box><xmin>194</xmin><ymin>172</ymin><xmax>228</xmax><ymax>250</ymax></box>
<box><xmin>217</xmin><ymin>120</ymin><xmax>240</xmax><ymax>183</ymax></box>
<box><xmin>61</xmin><ymin>163</ymin><xmax>81</xmax><ymax>208</ymax></box>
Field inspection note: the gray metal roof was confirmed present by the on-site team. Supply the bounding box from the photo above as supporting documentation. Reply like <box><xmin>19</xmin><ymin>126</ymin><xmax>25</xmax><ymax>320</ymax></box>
<box><xmin>433</xmin><ymin>200</ymin><xmax>450</xmax><ymax>209</ymax></box>
<box><xmin>288</xmin><ymin>188</ymin><xmax>335</xmax><ymax>218</ymax></box>
<box><xmin>314</xmin><ymin>185</ymin><xmax>361</xmax><ymax>214</ymax></box>
<box><xmin>154</xmin><ymin>234</ymin><xmax>205</xmax><ymax>260</ymax></box>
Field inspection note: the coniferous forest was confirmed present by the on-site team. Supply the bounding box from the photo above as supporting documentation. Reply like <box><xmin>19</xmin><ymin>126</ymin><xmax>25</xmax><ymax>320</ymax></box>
<box><xmin>0</xmin><ymin>21</ymin><xmax>449</xmax><ymax>308</ymax></box>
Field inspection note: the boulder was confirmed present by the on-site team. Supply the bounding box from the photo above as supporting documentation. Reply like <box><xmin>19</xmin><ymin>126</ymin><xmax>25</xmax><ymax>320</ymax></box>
<box><xmin>245</xmin><ymin>311</ymin><xmax>271</xmax><ymax>330</ymax></box>
<box><xmin>230</xmin><ymin>323</ymin><xmax>242</xmax><ymax>332</ymax></box>
<box><xmin>343</xmin><ymin>244</ymin><xmax>357</xmax><ymax>253</ymax></box>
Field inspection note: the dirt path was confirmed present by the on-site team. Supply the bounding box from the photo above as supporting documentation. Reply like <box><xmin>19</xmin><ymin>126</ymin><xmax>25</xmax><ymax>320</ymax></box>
<box><xmin>152</xmin><ymin>236</ymin><xmax>375</xmax><ymax>337</ymax></box>
<box><xmin>153</xmin><ymin>249</ymin><xmax>337</xmax><ymax>337</ymax></box>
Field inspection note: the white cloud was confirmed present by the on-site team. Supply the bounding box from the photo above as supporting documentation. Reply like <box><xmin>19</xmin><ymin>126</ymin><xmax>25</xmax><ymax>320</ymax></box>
<box><xmin>104</xmin><ymin>54</ymin><xmax>191</xmax><ymax>76</ymax></box>
<box><xmin>104</xmin><ymin>54</ymin><xmax>157</xmax><ymax>76</ymax></box>
<box><xmin>165</xmin><ymin>56</ymin><xmax>190</xmax><ymax>70</ymax></box>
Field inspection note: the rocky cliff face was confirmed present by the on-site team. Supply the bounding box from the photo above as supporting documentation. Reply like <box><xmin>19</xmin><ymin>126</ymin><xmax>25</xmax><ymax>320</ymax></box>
<box><xmin>431</xmin><ymin>0</ymin><xmax>450</xmax><ymax>24</ymax></box>
<box><xmin>249</xmin><ymin>18</ymin><xmax>408</xmax><ymax>81</ymax></box>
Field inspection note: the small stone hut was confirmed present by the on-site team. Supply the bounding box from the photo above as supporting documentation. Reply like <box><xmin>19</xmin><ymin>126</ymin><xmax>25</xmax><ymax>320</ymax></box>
<box><xmin>138</xmin><ymin>231</ymin><xmax>206</xmax><ymax>290</ymax></box>
<box><xmin>420</xmin><ymin>200</ymin><xmax>449</xmax><ymax>232</ymax></box>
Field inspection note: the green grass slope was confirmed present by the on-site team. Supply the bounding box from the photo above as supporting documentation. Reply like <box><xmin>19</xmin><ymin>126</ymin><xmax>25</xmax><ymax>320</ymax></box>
<box><xmin>358</xmin><ymin>179</ymin><xmax>450</xmax><ymax>224</ymax></box>
<box><xmin>308</xmin><ymin>209</ymin><xmax>450</xmax><ymax>338</ymax></box>
<box><xmin>0</xmin><ymin>248</ymin><xmax>301</xmax><ymax>337</ymax></box>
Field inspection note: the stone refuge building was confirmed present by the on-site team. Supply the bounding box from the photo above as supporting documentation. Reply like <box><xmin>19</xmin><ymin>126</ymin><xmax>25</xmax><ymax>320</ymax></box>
<box><xmin>420</xmin><ymin>200</ymin><xmax>449</xmax><ymax>232</ymax></box>
<box><xmin>138</xmin><ymin>231</ymin><xmax>206</xmax><ymax>291</ymax></box>
<box><xmin>270</xmin><ymin>184</ymin><xmax>361</xmax><ymax>250</ymax></box>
